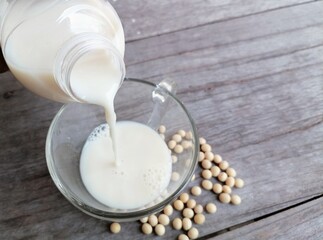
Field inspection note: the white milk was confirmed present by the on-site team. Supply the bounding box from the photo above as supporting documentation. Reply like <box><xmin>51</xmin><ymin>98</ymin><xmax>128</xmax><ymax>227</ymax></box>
<box><xmin>80</xmin><ymin>121</ymin><xmax>172</xmax><ymax>209</ymax></box>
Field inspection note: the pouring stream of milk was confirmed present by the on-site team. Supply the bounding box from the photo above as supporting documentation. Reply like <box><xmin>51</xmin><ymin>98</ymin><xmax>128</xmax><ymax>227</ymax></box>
<box><xmin>70</xmin><ymin>49</ymin><xmax>122</xmax><ymax>164</ymax></box>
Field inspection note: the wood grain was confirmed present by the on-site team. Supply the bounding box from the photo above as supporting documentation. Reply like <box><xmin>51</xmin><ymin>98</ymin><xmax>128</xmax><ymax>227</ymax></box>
<box><xmin>1</xmin><ymin>0</ymin><xmax>323</xmax><ymax>239</ymax></box>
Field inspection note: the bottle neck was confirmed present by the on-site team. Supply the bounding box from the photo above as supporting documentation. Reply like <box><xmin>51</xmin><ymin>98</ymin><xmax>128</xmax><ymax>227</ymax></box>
<box><xmin>54</xmin><ymin>33</ymin><xmax>125</xmax><ymax>102</ymax></box>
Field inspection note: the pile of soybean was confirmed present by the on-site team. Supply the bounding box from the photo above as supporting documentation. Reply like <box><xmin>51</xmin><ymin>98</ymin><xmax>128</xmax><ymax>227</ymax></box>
<box><xmin>108</xmin><ymin>126</ymin><xmax>245</xmax><ymax>239</ymax></box>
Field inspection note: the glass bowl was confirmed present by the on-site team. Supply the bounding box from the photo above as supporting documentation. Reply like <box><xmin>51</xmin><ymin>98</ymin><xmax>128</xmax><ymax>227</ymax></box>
<box><xmin>46</xmin><ymin>78</ymin><xmax>198</xmax><ymax>221</ymax></box>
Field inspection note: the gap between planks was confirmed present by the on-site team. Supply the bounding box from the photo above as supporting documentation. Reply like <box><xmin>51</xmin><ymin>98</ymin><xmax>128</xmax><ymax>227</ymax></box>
<box><xmin>198</xmin><ymin>193</ymin><xmax>323</xmax><ymax>240</ymax></box>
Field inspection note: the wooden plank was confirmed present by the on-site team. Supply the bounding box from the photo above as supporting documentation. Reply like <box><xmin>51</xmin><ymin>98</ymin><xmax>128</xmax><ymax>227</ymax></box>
<box><xmin>1</xmin><ymin>1</ymin><xmax>323</xmax><ymax>239</ymax></box>
<box><xmin>125</xmin><ymin>1</ymin><xmax>323</xmax><ymax>82</ymax></box>
<box><xmin>211</xmin><ymin>197</ymin><xmax>323</xmax><ymax>240</ymax></box>
<box><xmin>111</xmin><ymin>0</ymin><xmax>315</xmax><ymax>41</ymax></box>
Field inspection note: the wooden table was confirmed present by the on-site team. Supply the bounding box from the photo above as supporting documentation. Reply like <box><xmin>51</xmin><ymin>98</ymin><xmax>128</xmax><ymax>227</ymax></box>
<box><xmin>1</xmin><ymin>1</ymin><xmax>323</xmax><ymax>239</ymax></box>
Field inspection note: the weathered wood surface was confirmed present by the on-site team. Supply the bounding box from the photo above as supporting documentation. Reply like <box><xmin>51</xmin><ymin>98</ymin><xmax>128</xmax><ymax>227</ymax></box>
<box><xmin>1</xmin><ymin>0</ymin><xmax>323</xmax><ymax>239</ymax></box>
<box><xmin>212</xmin><ymin>197</ymin><xmax>323</xmax><ymax>240</ymax></box>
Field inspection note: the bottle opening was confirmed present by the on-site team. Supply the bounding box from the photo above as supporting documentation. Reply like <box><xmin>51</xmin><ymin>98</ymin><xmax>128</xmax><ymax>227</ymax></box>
<box><xmin>54</xmin><ymin>33</ymin><xmax>126</xmax><ymax>103</ymax></box>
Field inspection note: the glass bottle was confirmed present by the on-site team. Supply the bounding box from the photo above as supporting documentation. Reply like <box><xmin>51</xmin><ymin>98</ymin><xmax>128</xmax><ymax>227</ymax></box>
<box><xmin>0</xmin><ymin>0</ymin><xmax>125</xmax><ymax>102</ymax></box>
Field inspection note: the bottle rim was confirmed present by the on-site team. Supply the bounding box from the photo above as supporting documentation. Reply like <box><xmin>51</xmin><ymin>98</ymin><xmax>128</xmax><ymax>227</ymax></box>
<box><xmin>54</xmin><ymin>33</ymin><xmax>126</xmax><ymax>102</ymax></box>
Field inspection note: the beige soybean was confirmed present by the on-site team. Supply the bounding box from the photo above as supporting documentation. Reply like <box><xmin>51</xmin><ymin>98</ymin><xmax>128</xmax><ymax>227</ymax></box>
<box><xmin>172</xmin><ymin>217</ymin><xmax>183</xmax><ymax>230</ymax></box>
<box><xmin>212</xmin><ymin>183</ymin><xmax>223</xmax><ymax>194</ymax></box>
<box><xmin>178</xmin><ymin>130</ymin><xmax>186</xmax><ymax>137</ymax></box>
<box><xmin>158</xmin><ymin>125</ymin><xmax>166</xmax><ymax>134</ymax></box>
<box><xmin>186</xmin><ymin>199</ymin><xmax>196</xmax><ymax>209</ymax></box>
<box><xmin>141</xmin><ymin>223</ymin><xmax>153</xmax><ymax>235</ymax></box>
<box><xmin>182</xmin><ymin>217</ymin><xmax>192</xmax><ymax>231</ymax></box>
<box><xmin>222</xmin><ymin>185</ymin><xmax>232</xmax><ymax>194</ymax></box>
<box><xmin>205</xmin><ymin>203</ymin><xmax>217</xmax><ymax>214</ymax></box>
<box><xmin>226</xmin><ymin>167</ymin><xmax>237</xmax><ymax>177</ymax></box>
<box><xmin>178</xmin><ymin>234</ymin><xmax>189</xmax><ymax>240</ymax></box>
<box><xmin>201</xmin><ymin>179</ymin><xmax>213</xmax><ymax>190</ymax></box>
<box><xmin>194</xmin><ymin>204</ymin><xmax>204</xmax><ymax>214</ymax></box>
<box><xmin>182</xmin><ymin>208</ymin><xmax>194</xmax><ymax>219</ymax></box>
<box><xmin>171</xmin><ymin>172</ymin><xmax>180</xmax><ymax>181</ymax></box>
<box><xmin>199</xmin><ymin>137</ymin><xmax>206</xmax><ymax>145</ymax></box>
<box><xmin>163</xmin><ymin>204</ymin><xmax>173</xmax><ymax>216</ymax></box>
<box><xmin>185</xmin><ymin>131</ymin><xmax>193</xmax><ymax>140</ymax></box>
<box><xmin>205</xmin><ymin>151</ymin><xmax>214</xmax><ymax>161</ymax></box>
<box><xmin>219</xmin><ymin>160</ymin><xmax>229</xmax><ymax>170</ymax></box>
<box><xmin>172</xmin><ymin>155</ymin><xmax>178</xmax><ymax>164</ymax></box>
<box><xmin>235</xmin><ymin>178</ymin><xmax>245</xmax><ymax>188</ymax></box>
<box><xmin>201</xmin><ymin>144</ymin><xmax>212</xmax><ymax>152</ymax></box>
<box><xmin>201</xmin><ymin>159</ymin><xmax>212</xmax><ymax>169</ymax></box>
<box><xmin>174</xmin><ymin>200</ymin><xmax>184</xmax><ymax>211</ymax></box>
<box><xmin>194</xmin><ymin>213</ymin><xmax>205</xmax><ymax>225</ymax></box>
<box><xmin>191</xmin><ymin>186</ymin><xmax>202</xmax><ymax>196</ymax></box>
<box><xmin>219</xmin><ymin>193</ymin><xmax>231</xmax><ymax>203</ymax></box>
<box><xmin>231</xmin><ymin>194</ymin><xmax>242</xmax><ymax>205</ymax></box>
<box><xmin>179</xmin><ymin>193</ymin><xmax>190</xmax><ymax>203</ymax></box>
<box><xmin>168</xmin><ymin>140</ymin><xmax>176</xmax><ymax>149</ymax></box>
<box><xmin>140</xmin><ymin>217</ymin><xmax>148</xmax><ymax>223</ymax></box>
<box><xmin>158</xmin><ymin>214</ymin><xmax>170</xmax><ymax>225</ymax></box>
<box><xmin>225</xmin><ymin>177</ymin><xmax>235</xmax><ymax>187</ymax></box>
<box><xmin>174</xmin><ymin>144</ymin><xmax>184</xmax><ymax>154</ymax></box>
<box><xmin>213</xmin><ymin>154</ymin><xmax>223</xmax><ymax>164</ymax></box>
<box><xmin>188</xmin><ymin>227</ymin><xmax>199</xmax><ymax>239</ymax></box>
<box><xmin>172</xmin><ymin>134</ymin><xmax>182</xmax><ymax>143</ymax></box>
<box><xmin>201</xmin><ymin>169</ymin><xmax>212</xmax><ymax>179</ymax></box>
<box><xmin>210</xmin><ymin>165</ymin><xmax>221</xmax><ymax>177</ymax></box>
<box><xmin>155</xmin><ymin>224</ymin><xmax>165</xmax><ymax>236</ymax></box>
<box><xmin>148</xmin><ymin>215</ymin><xmax>158</xmax><ymax>227</ymax></box>
<box><xmin>199</xmin><ymin>152</ymin><xmax>205</xmax><ymax>162</ymax></box>
<box><xmin>191</xmin><ymin>174</ymin><xmax>196</xmax><ymax>181</ymax></box>
<box><xmin>182</xmin><ymin>140</ymin><xmax>192</xmax><ymax>149</ymax></box>
<box><xmin>218</xmin><ymin>172</ymin><xmax>228</xmax><ymax>182</ymax></box>
<box><xmin>110</xmin><ymin>222</ymin><xmax>121</xmax><ymax>234</ymax></box>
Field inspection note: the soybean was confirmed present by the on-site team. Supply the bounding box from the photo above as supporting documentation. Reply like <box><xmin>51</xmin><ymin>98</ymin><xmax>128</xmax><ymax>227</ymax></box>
<box><xmin>194</xmin><ymin>213</ymin><xmax>205</xmax><ymax>225</ymax></box>
<box><xmin>235</xmin><ymin>178</ymin><xmax>245</xmax><ymax>188</ymax></box>
<box><xmin>201</xmin><ymin>169</ymin><xmax>212</xmax><ymax>179</ymax></box>
<box><xmin>182</xmin><ymin>218</ymin><xmax>192</xmax><ymax>231</ymax></box>
<box><xmin>158</xmin><ymin>214</ymin><xmax>170</xmax><ymax>225</ymax></box>
<box><xmin>110</xmin><ymin>222</ymin><xmax>121</xmax><ymax>234</ymax></box>
<box><xmin>201</xmin><ymin>179</ymin><xmax>213</xmax><ymax>190</ymax></box>
<box><xmin>174</xmin><ymin>200</ymin><xmax>184</xmax><ymax>211</ymax></box>
<box><xmin>172</xmin><ymin>218</ymin><xmax>182</xmax><ymax>230</ymax></box>
<box><xmin>219</xmin><ymin>193</ymin><xmax>231</xmax><ymax>203</ymax></box>
<box><xmin>188</xmin><ymin>227</ymin><xmax>199</xmax><ymax>239</ymax></box>
<box><xmin>182</xmin><ymin>208</ymin><xmax>194</xmax><ymax>219</ymax></box>
<box><xmin>205</xmin><ymin>203</ymin><xmax>217</xmax><ymax>214</ymax></box>
<box><xmin>179</xmin><ymin>193</ymin><xmax>190</xmax><ymax>203</ymax></box>
<box><xmin>231</xmin><ymin>194</ymin><xmax>242</xmax><ymax>205</ymax></box>
<box><xmin>141</xmin><ymin>223</ymin><xmax>153</xmax><ymax>235</ymax></box>
<box><xmin>155</xmin><ymin>224</ymin><xmax>165</xmax><ymax>236</ymax></box>
<box><xmin>191</xmin><ymin>186</ymin><xmax>202</xmax><ymax>196</ymax></box>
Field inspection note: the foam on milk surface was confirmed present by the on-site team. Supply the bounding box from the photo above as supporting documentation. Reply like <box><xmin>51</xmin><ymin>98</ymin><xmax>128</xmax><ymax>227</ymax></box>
<box><xmin>80</xmin><ymin>121</ymin><xmax>172</xmax><ymax>209</ymax></box>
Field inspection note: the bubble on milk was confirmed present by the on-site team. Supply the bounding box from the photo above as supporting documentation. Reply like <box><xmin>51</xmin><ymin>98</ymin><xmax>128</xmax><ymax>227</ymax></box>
<box><xmin>143</xmin><ymin>168</ymin><xmax>170</xmax><ymax>197</ymax></box>
<box><xmin>87</xmin><ymin>123</ymin><xmax>109</xmax><ymax>141</ymax></box>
